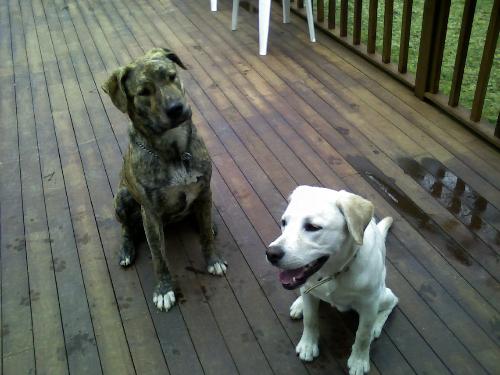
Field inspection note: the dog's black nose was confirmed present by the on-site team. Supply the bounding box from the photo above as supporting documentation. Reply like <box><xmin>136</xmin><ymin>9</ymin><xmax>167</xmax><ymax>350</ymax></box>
<box><xmin>266</xmin><ymin>246</ymin><xmax>284</xmax><ymax>265</ymax></box>
<box><xmin>166</xmin><ymin>101</ymin><xmax>184</xmax><ymax>119</ymax></box>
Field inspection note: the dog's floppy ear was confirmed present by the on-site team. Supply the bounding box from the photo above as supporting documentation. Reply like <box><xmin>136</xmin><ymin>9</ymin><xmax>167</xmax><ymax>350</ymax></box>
<box><xmin>102</xmin><ymin>66</ymin><xmax>130</xmax><ymax>113</ymax></box>
<box><xmin>336</xmin><ymin>190</ymin><xmax>374</xmax><ymax>245</ymax></box>
<box><xmin>162</xmin><ymin>48</ymin><xmax>187</xmax><ymax>70</ymax></box>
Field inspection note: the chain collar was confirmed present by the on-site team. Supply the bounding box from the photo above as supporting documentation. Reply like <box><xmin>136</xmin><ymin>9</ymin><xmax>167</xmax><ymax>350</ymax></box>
<box><xmin>134</xmin><ymin>138</ymin><xmax>159</xmax><ymax>158</ymax></box>
<box><xmin>303</xmin><ymin>250</ymin><xmax>359</xmax><ymax>294</ymax></box>
<box><xmin>132</xmin><ymin>124</ymin><xmax>193</xmax><ymax>169</ymax></box>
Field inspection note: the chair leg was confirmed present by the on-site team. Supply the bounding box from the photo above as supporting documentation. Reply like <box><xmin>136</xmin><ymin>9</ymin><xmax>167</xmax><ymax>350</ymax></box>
<box><xmin>305</xmin><ymin>0</ymin><xmax>316</xmax><ymax>42</ymax></box>
<box><xmin>282</xmin><ymin>0</ymin><xmax>290</xmax><ymax>23</ymax></box>
<box><xmin>259</xmin><ymin>0</ymin><xmax>272</xmax><ymax>55</ymax></box>
<box><xmin>232</xmin><ymin>0</ymin><xmax>239</xmax><ymax>30</ymax></box>
<box><xmin>211</xmin><ymin>0</ymin><xmax>217</xmax><ymax>12</ymax></box>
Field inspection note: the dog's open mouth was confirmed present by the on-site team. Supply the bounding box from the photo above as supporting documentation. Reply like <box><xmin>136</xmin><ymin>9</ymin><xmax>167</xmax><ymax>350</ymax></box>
<box><xmin>278</xmin><ymin>256</ymin><xmax>329</xmax><ymax>290</ymax></box>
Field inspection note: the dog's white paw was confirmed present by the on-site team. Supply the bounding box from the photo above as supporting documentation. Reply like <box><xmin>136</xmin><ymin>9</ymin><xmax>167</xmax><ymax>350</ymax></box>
<box><xmin>208</xmin><ymin>261</ymin><xmax>227</xmax><ymax>276</ymax></box>
<box><xmin>153</xmin><ymin>291</ymin><xmax>176</xmax><ymax>311</ymax></box>
<box><xmin>348</xmin><ymin>352</ymin><xmax>370</xmax><ymax>375</ymax></box>
<box><xmin>296</xmin><ymin>337</ymin><xmax>319</xmax><ymax>362</ymax></box>
<box><xmin>120</xmin><ymin>256</ymin><xmax>131</xmax><ymax>267</ymax></box>
<box><xmin>290</xmin><ymin>296</ymin><xmax>303</xmax><ymax>320</ymax></box>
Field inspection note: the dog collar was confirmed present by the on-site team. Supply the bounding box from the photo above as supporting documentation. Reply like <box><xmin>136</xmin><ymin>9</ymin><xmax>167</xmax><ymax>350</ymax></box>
<box><xmin>134</xmin><ymin>138</ymin><xmax>159</xmax><ymax>158</ymax></box>
<box><xmin>133</xmin><ymin>127</ymin><xmax>193</xmax><ymax>170</ymax></box>
<box><xmin>303</xmin><ymin>250</ymin><xmax>359</xmax><ymax>294</ymax></box>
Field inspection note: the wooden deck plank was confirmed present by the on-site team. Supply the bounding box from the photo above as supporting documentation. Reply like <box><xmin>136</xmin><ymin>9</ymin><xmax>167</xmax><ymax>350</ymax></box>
<box><xmin>181</xmin><ymin>215</ymin><xmax>289</xmax><ymax>375</ymax></box>
<box><xmin>177</xmin><ymin>0</ymin><xmax>500</xmax><ymax>374</ymax></box>
<box><xmin>71</xmin><ymin>0</ymin><xmax>211</xmax><ymax>372</ymax></box>
<box><xmin>94</xmin><ymin>1</ymin><xmax>312</xmax><ymax>374</ymax></box>
<box><xmin>48</xmin><ymin>2</ymin><xmax>175</xmax><ymax>374</ymax></box>
<box><xmin>216</xmin><ymin>1</ymin><xmax>500</xmax><ymax>284</ymax></box>
<box><xmin>280</xmin><ymin>2</ymin><xmax>500</xmax><ymax>189</ymax></box>
<box><xmin>161</xmin><ymin>232</ymin><xmax>239</xmax><ymax>375</ymax></box>
<box><xmin>201</xmin><ymin>0</ymin><xmax>498</xmax><ymax>302</ymax></box>
<box><xmin>1</xmin><ymin>2</ymin><xmax>36</xmax><ymax>373</ymax></box>
<box><xmin>146</xmin><ymin>0</ymin><xmax>498</xmax><ymax>374</ymax></box>
<box><xmin>188</xmin><ymin>0</ymin><xmax>500</xmax><ymax>320</ymax></box>
<box><xmin>2</xmin><ymin>0</ymin><xmax>500</xmax><ymax>374</ymax></box>
<box><xmin>13</xmin><ymin>0</ymin><xmax>69</xmax><ymax>373</ymax></box>
<box><xmin>34</xmin><ymin>0</ymin><xmax>136</xmax><ymax>372</ymax></box>
<box><xmin>29</xmin><ymin>2</ymin><xmax>104</xmax><ymax>373</ymax></box>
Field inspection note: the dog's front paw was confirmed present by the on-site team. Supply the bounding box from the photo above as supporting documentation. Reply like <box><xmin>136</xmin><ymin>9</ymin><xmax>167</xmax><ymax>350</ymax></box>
<box><xmin>207</xmin><ymin>255</ymin><xmax>227</xmax><ymax>276</ymax></box>
<box><xmin>290</xmin><ymin>296</ymin><xmax>303</xmax><ymax>320</ymax></box>
<box><xmin>119</xmin><ymin>254</ymin><xmax>133</xmax><ymax>267</ymax></box>
<box><xmin>296</xmin><ymin>336</ymin><xmax>319</xmax><ymax>362</ymax></box>
<box><xmin>119</xmin><ymin>243</ymin><xmax>136</xmax><ymax>267</ymax></box>
<box><xmin>153</xmin><ymin>282</ymin><xmax>176</xmax><ymax>311</ymax></box>
<box><xmin>347</xmin><ymin>352</ymin><xmax>370</xmax><ymax>375</ymax></box>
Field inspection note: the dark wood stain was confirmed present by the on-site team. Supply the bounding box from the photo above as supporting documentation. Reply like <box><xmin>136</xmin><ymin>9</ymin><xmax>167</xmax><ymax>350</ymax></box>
<box><xmin>1</xmin><ymin>0</ymin><xmax>499</xmax><ymax>374</ymax></box>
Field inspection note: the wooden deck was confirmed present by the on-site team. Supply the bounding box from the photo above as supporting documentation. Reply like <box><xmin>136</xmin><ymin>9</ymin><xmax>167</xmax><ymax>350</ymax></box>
<box><xmin>1</xmin><ymin>0</ymin><xmax>499</xmax><ymax>374</ymax></box>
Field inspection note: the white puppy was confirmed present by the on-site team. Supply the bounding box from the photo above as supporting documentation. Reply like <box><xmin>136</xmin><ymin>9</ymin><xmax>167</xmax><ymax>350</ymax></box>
<box><xmin>267</xmin><ymin>186</ymin><xmax>398</xmax><ymax>375</ymax></box>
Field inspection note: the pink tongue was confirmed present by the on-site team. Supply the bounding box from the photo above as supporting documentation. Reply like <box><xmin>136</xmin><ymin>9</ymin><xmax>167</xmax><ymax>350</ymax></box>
<box><xmin>279</xmin><ymin>267</ymin><xmax>306</xmax><ymax>284</ymax></box>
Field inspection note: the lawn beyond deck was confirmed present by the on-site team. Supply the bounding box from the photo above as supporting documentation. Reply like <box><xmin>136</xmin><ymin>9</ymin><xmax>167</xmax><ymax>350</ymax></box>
<box><xmin>1</xmin><ymin>0</ymin><xmax>499</xmax><ymax>374</ymax></box>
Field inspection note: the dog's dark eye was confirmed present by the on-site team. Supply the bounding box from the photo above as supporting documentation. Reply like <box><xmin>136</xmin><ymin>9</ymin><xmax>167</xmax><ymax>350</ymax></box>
<box><xmin>281</xmin><ymin>219</ymin><xmax>286</xmax><ymax>227</ymax></box>
<box><xmin>137</xmin><ymin>87</ymin><xmax>151</xmax><ymax>96</ymax></box>
<box><xmin>304</xmin><ymin>223</ymin><xmax>322</xmax><ymax>232</ymax></box>
<box><xmin>168</xmin><ymin>72</ymin><xmax>177</xmax><ymax>81</ymax></box>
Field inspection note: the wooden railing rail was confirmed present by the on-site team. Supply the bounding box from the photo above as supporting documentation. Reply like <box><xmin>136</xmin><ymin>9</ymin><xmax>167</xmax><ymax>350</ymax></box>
<box><xmin>289</xmin><ymin>0</ymin><xmax>500</xmax><ymax>147</ymax></box>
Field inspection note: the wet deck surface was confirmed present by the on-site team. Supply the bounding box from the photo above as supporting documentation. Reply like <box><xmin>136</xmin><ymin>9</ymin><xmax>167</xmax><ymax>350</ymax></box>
<box><xmin>1</xmin><ymin>0</ymin><xmax>500</xmax><ymax>374</ymax></box>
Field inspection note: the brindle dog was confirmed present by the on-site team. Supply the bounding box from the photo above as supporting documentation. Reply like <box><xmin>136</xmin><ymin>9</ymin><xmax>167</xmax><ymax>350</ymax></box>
<box><xmin>103</xmin><ymin>48</ymin><xmax>227</xmax><ymax>312</ymax></box>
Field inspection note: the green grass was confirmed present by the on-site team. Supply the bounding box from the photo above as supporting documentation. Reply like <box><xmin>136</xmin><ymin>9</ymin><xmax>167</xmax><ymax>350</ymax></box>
<box><xmin>315</xmin><ymin>0</ymin><xmax>498</xmax><ymax>124</ymax></box>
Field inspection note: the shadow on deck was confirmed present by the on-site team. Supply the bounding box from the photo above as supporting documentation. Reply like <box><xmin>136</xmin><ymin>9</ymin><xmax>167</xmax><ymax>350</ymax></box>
<box><xmin>1</xmin><ymin>0</ymin><xmax>499</xmax><ymax>374</ymax></box>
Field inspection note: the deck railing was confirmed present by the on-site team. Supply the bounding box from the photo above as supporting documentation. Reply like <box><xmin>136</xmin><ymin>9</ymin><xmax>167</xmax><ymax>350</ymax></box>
<box><xmin>290</xmin><ymin>0</ymin><xmax>499</xmax><ymax>147</ymax></box>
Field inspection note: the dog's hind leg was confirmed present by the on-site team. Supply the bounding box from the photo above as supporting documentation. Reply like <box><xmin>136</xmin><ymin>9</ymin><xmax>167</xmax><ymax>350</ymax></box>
<box><xmin>115</xmin><ymin>185</ymin><xmax>140</xmax><ymax>267</ymax></box>
<box><xmin>193</xmin><ymin>189</ymin><xmax>227</xmax><ymax>275</ymax></box>
<box><xmin>372</xmin><ymin>287</ymin><xmax>398</xmax><ymax>339</ymax></box>
<box><xmin>141</xmin><ymin>208</ymin><xmax>176</xmax><ymax>311</ymax></box>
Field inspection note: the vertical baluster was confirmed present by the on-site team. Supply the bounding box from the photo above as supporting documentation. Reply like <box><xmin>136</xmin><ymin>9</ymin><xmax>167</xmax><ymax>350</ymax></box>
<box><xmin>367</xmin><ymin>0</ymin><xmax>378</xmax><ymax>53</ymax></box>
<box><xmin>340</xmin><ymin>0</ymin><xmax>348</xmax><ymax>37</ymax></box>
<box><xmin>428</xmin><ymin>0</ymin><xmax>451</xmax><ymax>93</ymax></box>
<box><xmin>471</xmin><ymin>0</ymin><xmax>499</xmax><ymax>122</ymax></box>
<box><xmin>399</xmin><ymin>0</ymin><xmax>413</xmax><ymax>73</ymax></box>
<box><xmin>495</xmin><ymin>113</ymin><xmax>500</xmax><ymax>138</ymax></box>
<box><xmin>328</xmin><ymin>0</ymin><xmax>336</xmax><ymax>29</ymax></box>
<box><xmin>415</xmin><ymin>0</ymin><xmax>436</xmax><ymax>97</ymax></box>
<box><xmin>415</xmin><ymin>0</ymin><xmax>450</xmax><ymax>98</ymax></box>
<box><xmin>449</xmin><ymin>0</ymin><xmax>476</xmax><ymax>107</ymax></box>
<box><xmin>318</xmin><ymin>0</ymin><xmax>324</xmax><ymax>22</ymax></box>
<box><xmin>353</xmin><ymin>0</ymin><xmax>362</xmax><ymax>45</ymax></box>
<box><xmin>383</xmin><ymin>0</ymin><xmax>394</xmax><ymax>63</ymax></box>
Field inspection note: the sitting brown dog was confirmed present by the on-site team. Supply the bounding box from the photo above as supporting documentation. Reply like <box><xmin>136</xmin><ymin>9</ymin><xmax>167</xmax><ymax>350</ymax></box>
<box><xmin>103</xmin><ymin>48</ymin><xmax>227</xmax><ymax>311</ymax></box>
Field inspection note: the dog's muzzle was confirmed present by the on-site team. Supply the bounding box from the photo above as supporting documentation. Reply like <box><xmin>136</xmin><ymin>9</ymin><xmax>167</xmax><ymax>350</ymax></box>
<box><xmin>266</xmin><ymin>245</ymin><xmax>285</xmax><ymax>265</ymax></box>
<box><xmin>166</xmin><ymin>100</ymin><xmax>191</xmax><ymax>125</ymax></box>
<box><xmin>278</xmin><ymin>256</ymin><xmax>329</xmax><ymax>290</ymax></box>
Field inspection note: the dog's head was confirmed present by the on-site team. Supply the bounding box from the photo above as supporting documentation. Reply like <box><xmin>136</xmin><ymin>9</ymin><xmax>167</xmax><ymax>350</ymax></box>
<box><xmin>267</xmin><ymin>186</ymin><xmax>374</xmax><ymax>290</ymax></box>
<box><xmin>102</xmin><ymin>48</ymin><xmax>190</xmax><ymax>136</ymax></box>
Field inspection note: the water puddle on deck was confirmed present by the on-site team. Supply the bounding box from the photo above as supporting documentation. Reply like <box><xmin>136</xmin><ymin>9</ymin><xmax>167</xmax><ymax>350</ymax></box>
<box><xmin>397</xmin><ymin>157</ymin><xmax>500</xmax><ymax>250</ymax></box>
<box><xmin>346</xmin><ymin>155</ymin><xmax>476</xmax><ymax>267</ymax></box>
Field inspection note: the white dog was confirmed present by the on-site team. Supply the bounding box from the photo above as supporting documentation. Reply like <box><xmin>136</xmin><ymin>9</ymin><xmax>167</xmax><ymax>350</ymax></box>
<box><xmin>267</xmin><ymin>186</ymin><xmax>398</xmax><ymax>375</ymax></box>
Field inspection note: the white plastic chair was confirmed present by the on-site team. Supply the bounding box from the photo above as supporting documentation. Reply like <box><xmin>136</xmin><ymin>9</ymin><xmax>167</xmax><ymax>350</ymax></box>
<box><xmin>230</xmin><ymin>0</ymin><xmax>316</xmax><ymax>55</ymax></box>
<box><xmin>211</xmin><ymin>0</ymin><xmax>217</xmax><ymax>11</ymax></box>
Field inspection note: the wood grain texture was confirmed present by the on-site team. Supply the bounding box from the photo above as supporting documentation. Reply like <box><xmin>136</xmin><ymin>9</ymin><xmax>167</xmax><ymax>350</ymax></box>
<box><xmin>1</xmin><ymin>0</ymin><xmax>499</xmax><ymax>374</ymax></box>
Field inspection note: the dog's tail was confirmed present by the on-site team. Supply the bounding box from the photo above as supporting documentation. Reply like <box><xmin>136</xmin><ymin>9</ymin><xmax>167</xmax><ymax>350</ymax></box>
<box><xmin>377</xmin><ymin>216</ymin><xmax>393</xmax><ymax>240</ymax></box>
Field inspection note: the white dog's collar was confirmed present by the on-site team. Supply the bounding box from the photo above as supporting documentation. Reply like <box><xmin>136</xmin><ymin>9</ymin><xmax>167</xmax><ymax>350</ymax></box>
<box><xmin>303</xmin><ymin>249</ymin><xmax>359</xmax><ymax>294</ymax></box>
